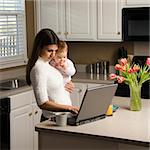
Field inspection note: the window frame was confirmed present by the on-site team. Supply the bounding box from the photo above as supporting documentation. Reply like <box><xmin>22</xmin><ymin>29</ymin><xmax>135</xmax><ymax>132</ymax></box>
<box><xmin>0</xmin><ymin>0</ymin><xmax>27</xmax><ymax>69</ymax></box>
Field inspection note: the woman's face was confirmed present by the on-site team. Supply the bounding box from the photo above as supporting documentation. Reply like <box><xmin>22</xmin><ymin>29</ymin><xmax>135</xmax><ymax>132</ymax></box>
<box><xmin>40</xmin><ymin>44</ymin><xmax>58</xmax><ymax>61</ymax></box>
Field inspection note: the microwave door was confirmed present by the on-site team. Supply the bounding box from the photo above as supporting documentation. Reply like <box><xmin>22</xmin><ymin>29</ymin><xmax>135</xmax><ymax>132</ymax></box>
<box><xmin>122</xmin><ymin>7</ymin><xmax>150</xmax><ymax>41</ymax></box>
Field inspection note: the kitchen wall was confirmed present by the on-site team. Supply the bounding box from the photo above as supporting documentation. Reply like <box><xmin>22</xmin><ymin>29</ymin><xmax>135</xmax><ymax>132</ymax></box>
<box><xmin>0</xmin><ymin>0</ymin><xmax>134</xmax><ymax>81</ymax></box>
<box><xmin>68</xmin><ymin>42</ymin><xmax>133</xmax><ymax>65</ymax></box>
<box><xmin>133</xmin><ymin>42</ymin><xmax>150</xmax><ymax>56</ymax></box>
<box><xmin>25</xmin><ymin>0</ymin><xmax>35</xmax><ymax>58</ymax></box>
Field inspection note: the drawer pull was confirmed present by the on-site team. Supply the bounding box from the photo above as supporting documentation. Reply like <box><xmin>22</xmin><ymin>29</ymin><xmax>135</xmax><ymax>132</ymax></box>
<box><xmin>64</xmin><ymin>32</ymin><xmax>69</xmax><ymax>35</ymax></box>
<box><xmin>29</xmin><ymin>113</ymin><xmax>32</xmax><ymax>116</ymax></box>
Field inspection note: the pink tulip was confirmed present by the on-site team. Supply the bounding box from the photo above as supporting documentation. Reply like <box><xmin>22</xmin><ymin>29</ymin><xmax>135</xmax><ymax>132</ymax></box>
<box><xmin>109</xmin><ymin>73</ymin><xmax>117</xmax><ymax>80</ymax></box>
<box><xmin>132</xmin><ymin>64</ymin><xmax>140</xmax><ymax>72</ymax></box>
<box><xmin>110</xmin><ymin>57</ymin><xmax>149</xmax><ymax>85</ymax></box>
<box><xmin>119</xmin><ymin>58</ymin><xmax>127</xmax><ymax>66</ymax></box>
<box><xmin>115</xmin><ymin>64</ymin><xmax>122</xmax><ymax>70</ymax></box>
<box><xmin>117</xmin><ymin>76</ymin><xmax>124</xmax><ymax>83</ymax></box>
<box><xmin>146</xmin><ymin>57</ymin><xmax>150</xmax><ymax>66</ymax></box>
<box><xmin>121</xmin><ymin>66</ymin><xmax>126</xmax><ymax>72</ymax></box>
<box><xmin>128</xmin><ymin>68</ymin><xmax>134</xmax><ymax>73</ymax></box>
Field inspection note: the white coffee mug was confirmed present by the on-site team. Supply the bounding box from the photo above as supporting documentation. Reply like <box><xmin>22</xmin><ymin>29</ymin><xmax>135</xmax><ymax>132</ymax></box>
<box><xmin>55</xmin><ymin>112</ymin><xmax>67</xmax><ymax>126</ymax></box>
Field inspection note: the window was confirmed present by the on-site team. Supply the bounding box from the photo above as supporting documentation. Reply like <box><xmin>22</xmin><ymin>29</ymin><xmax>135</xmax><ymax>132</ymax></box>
<box><xmin>0</xmin><ymin>0</ymin><xmax>27</xmax><ymax>69</ymax></box>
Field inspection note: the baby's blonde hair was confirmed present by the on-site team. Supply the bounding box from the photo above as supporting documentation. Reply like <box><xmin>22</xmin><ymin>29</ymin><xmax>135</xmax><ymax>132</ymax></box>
<box><xmin>57</xmin><ymin>41</ymin><xmax>68</xmax><ymax>53</ymax></box>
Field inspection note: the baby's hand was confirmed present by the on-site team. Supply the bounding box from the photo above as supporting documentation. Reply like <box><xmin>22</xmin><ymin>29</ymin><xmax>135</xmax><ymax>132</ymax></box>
<box><xmin>55</xmin><ymin>62</ymin><xmax>67</xmax><ymax>72</ymax></box>
<box><xmin>60</xmin><ymin>62</ymin><xmax>67</xmax><ymax>70</ymax></box>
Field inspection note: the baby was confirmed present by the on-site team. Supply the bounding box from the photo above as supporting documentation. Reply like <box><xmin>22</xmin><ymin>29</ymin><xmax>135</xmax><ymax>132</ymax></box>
<box><xmin>50</xmin><ymin>40</ymin><xmax>76</xmax><ymax>85</ymax></box>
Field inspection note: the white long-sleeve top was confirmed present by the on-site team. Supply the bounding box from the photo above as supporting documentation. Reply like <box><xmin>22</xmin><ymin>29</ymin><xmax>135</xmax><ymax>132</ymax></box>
<box><xmin>30</xmin><ymin>57</ymin><xmax>72</xmax><ymax>118</ymax></box>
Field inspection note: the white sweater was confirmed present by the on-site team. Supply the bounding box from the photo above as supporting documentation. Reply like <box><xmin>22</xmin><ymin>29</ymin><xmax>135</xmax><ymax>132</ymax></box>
<box><xmin>30</xmin><ymin>57</ymin><xmax>72</xmax><ymax>118</ymax></box>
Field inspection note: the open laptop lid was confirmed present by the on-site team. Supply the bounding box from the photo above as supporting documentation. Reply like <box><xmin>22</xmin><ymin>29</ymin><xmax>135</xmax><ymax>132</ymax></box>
<box><xmin>76</xmin><ymin>84</ymin><xmax>118</xmax><ymax>124</ymax></box>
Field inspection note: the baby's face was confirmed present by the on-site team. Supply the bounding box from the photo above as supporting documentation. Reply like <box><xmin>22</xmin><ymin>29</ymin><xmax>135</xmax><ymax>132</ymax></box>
<box><xmin>54</xmin><ymin>51</ymin><xmax>67</xmax><ymax>65</ymax></box>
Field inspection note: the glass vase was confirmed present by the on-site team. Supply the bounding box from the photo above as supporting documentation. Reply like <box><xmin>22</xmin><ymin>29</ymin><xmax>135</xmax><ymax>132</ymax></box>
<box><xmin>129</xmin><ymin>84</ymin><xmax>142</xmax><ymax>111</ymax></box>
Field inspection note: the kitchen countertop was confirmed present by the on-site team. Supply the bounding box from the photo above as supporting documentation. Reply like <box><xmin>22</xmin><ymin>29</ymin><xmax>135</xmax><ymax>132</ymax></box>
<box><xmin>0</xmin><ymin>73</ymin><xmax>112</xmax><ymax>99</ymax></box>
<box><xmin>0</xmin><ymin>85</ymin><xmax>32</xmax><ymax>99</ymax></box>
<box><xmin>72</xmin><ymin>72</ymin><xmax>113</xmax><ymax>84</ymax></box>
<box><xmin>35</xmin><ymin>96</ymin><xmax>150</xmax><ymax>147</ymax></box>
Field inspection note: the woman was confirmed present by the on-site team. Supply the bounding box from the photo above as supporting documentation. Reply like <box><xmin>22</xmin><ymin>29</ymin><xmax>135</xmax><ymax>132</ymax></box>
<box><xmin>26</xmin><ymin>28</ymin><xmax>79</xmax><ymax>121</ymax></box>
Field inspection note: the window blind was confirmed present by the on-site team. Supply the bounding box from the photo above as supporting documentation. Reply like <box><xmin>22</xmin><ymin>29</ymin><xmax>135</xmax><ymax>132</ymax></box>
<box><xmin>0</xmin><ymin>0</ymin><xmax>27</xmax><ymax>69</ymax></box>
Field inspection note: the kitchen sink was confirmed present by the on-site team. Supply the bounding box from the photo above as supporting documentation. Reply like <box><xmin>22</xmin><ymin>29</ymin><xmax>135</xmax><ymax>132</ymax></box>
<box><xmin>0</xmin><ymin>79</ymin><xmax>27</xmax><ymax>91</ymax></box>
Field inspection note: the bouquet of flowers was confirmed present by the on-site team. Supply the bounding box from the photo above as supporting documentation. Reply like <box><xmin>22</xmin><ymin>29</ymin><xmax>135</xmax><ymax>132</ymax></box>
<box><xmin>109</xmin><ymin>57</ymin><xmax>150</xmax><ymax>111</ymax></box>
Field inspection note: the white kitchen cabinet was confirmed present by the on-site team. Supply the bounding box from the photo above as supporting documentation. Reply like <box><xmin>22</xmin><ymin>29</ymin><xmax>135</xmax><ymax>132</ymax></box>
<box><xmin>97</xmin><ymin>0</ymin><xmax>123</xmax><ymax>41</ymax></box>
<box><xmin>10</xmin><ymin>105</ymin><xmax>33</xmax><ymax>150</ymax></box>
<box><xmin>36</xmin><ymin>0</ymin><xmax>123</xmax><ymax>41</ymax></box>
<box><xmin>32</xmin><ymin>95</ymin><xmax>42</xmax><ymax>150</ymax></box>
<box><xmin>36</xmin><ymin>0</ymin><xmax>96</xmax><ymax>41</ymax></box>
<box><xmin>65</xmin><ymin>0</ymin><xmax>96</xmax><ymax>41</ymax></box>
<box><xmin>10</xmin><ymin>91</ymin><xmax>33</xmax><ymax>150</ymax></box>
<box><xmin>36</xmin><ymin>0</ymin><xmax>65</xmax><ymax>40</ymax></box>
<box><xmin>125</xmin><ymin>0</ymin><xmax>150</xmax><ymax>6</ymax></box>
<box><xmin>10</xmin><ymin>90</ymin><xmax>41</xmax><ymax>150</ymax></box>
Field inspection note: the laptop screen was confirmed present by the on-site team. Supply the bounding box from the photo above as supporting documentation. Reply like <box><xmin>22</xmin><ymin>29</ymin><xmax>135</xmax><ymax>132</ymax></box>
<box><xmin>76</xmin><ymin>84</ymin><xmax>118</xmax><ymax>123</ymax></box>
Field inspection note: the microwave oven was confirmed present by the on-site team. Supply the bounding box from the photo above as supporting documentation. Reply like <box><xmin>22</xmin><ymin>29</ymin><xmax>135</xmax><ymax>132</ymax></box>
<box><xmin>122</xmin><ymin>7</ymin><xmax>150</xmax><ymax>41</ymax></box>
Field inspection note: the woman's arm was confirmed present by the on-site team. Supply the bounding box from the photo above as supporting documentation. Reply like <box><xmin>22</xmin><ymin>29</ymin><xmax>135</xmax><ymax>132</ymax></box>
<box><xmin>39</xmin><ymin>100</ymin><xmax>79</xmax><ymax>114</ymax></box>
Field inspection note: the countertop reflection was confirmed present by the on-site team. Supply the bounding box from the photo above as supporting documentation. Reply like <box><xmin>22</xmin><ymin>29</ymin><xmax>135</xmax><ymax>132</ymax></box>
<box><xmin>72</xmin><ymin>72</ymin><xmax>113</xmax><ymax>84</ymax></box>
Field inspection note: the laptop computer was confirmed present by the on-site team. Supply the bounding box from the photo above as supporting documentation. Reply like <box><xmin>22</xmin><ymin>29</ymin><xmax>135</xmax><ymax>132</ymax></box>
<box><xmin>67</xmin><ymin>84</ymin><xmax>118</xmax><ymax>126</ymax></box>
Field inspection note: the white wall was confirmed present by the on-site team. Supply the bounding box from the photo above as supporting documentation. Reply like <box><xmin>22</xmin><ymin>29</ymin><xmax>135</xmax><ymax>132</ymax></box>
<box><xmin>0</xmin><ymin>67</ymin><xmax>26</xmax><ymax>81</ymax></box>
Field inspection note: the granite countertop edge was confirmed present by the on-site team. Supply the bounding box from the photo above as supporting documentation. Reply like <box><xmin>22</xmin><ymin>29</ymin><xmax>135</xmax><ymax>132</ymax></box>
<box><xmin>35</xmin><ymin>125</ymin><xmax>149</xmax><ymax>147</ymax></box>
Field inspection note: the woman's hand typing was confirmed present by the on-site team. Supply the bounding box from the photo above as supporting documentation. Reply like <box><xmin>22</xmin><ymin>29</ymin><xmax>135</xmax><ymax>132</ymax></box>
<box><xmin>66</xmin><ymin>105</ymin><xmax>79</xmax><ymax>114</ymax></box>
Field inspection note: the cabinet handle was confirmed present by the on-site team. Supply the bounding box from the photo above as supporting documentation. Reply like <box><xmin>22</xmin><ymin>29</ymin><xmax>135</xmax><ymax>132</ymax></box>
<box><xmin>57</xmin><ymin>32</ymin><xmax>62</xmax><ymax>35</ymax></box>
<box><xmin>78</xmin><ymin>89</ymin><xmax>82</xmax><ymax>92</ymax></box>
<box><xmin>29</xmin><ymin>112</ymin><xmax>32</xmax><ymax>116</ymax></box>
<box><xmin>80</xmin><ymin>89</ymin><xmax>82</xmax><ymax>92</ymax></box>
<box><xmin>75</xmin><ymin>88</ymin><xmax>82</xmax><ymax>92</ymax></box>
<box><xmin>117</xmin><ymin>32</ymin><xmax>120</xmax><ymax>35</ymax></box>
<box><xmin>35</xmin><ymin>110</ymin><xmax>38</xmax><ymax>115</ymax></box>
<box><xmin>64</xmin><ymin>32</ymin><xmax>69</xmax><ymax>35</ymax></box>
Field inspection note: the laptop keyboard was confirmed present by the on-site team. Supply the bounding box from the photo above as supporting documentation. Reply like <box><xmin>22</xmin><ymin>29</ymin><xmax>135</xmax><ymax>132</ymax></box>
<box><xmin>67</xmin><ymin>113</ymin><xmax>77</xmax><ymax>118</ymax></box>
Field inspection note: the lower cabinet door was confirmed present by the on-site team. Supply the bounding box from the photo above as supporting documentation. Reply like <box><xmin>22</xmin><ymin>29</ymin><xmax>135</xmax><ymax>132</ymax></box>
<box><xmin>32</xmin><ymin>103</ymin><xmax>42</xmax><ymax>150</ymax></box>
<box><xmin>10</xmin><ymin>105</ymin><xmax>33</xmax><ymax>150</ymax></box>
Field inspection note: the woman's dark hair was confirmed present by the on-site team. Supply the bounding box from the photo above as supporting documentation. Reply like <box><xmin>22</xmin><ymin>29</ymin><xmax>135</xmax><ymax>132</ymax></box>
<box><xmin>26</xmin><ymin>28</ymin><xmax>59</xmax><ymax>85</ymax></box>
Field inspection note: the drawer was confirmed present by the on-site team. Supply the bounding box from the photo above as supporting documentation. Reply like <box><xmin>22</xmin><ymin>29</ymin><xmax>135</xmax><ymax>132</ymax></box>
<box><xmin>10</xmin><ymin>90</ymin><xmax>32</xmax><ymax>110</ymax></box>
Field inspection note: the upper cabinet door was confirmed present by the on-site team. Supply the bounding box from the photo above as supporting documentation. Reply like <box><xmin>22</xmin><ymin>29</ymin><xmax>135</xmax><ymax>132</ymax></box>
<box><xmin>97</xmin><ymin>0</ymin><xmax>123</xmax><ymax>41</ymax></box>
<box><xmin>65</xmin><ymin>0</ymin><xmax>96</xmax><ymax>41</ymax></box>
<box><xmin>36</xmin><ymin>0</ymin><xmax>65</xmax><ymax>39</ymax></box>
<box><xmin>35</xmin><ymin>0</ymin><xmax>124</xmax><ymax>41</ymax></box>
<box><xmin>36</xmin><ymin>0</ymin><xmax>96</xmax><ymax>41</ymax></box>
<box><xmin>126</xmin><ymin>0</ymin><xmax>150</xmax><ymax>6</ymax></box>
